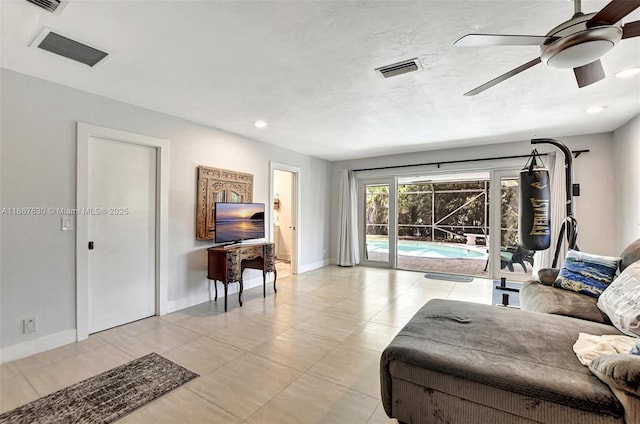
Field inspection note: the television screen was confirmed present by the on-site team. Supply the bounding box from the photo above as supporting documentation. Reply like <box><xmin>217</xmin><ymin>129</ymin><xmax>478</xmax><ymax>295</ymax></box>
<box><xmin>214</xmin><ymin>202</ymin><xmax>265</xmax><ymax>244</ymax></box>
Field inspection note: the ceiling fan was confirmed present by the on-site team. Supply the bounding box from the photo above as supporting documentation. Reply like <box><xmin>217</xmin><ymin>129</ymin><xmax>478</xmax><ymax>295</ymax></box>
<box><xmin>454</xmin><ymin>0</ymin><xmax>640</xmax><ymax>96</ymax></box>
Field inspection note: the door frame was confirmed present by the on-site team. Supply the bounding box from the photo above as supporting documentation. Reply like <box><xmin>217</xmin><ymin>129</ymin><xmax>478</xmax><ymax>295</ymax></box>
<box><xmin>269</xmin><ymin>161</ymin><xmax>301</xmax><ymax>275</ymax></box>
<box><xmin>76</xmin><ymin>123</ymin><xmax>169</xmax><ymax>341</ymax></box>
<box><xmin>358</xmin><ymin>177</ymin><xmax>397</xmax><ymax>269</ymax></box>
<box><xmin>489</xmin><ymin>168</ymin><xmax>522</xmax><ymax>280</ymax></box>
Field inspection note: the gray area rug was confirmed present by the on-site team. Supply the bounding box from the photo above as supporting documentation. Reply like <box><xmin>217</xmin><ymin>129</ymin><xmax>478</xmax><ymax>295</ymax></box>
<box><xmin>0</xmin><ymin>352</ymin><xmax>198</xmax><ymax>424</ymax></box>
<box><xmin>424</xmin><ymin>272</ymin><xmax>473</xmax><ymax>283</ymax></box>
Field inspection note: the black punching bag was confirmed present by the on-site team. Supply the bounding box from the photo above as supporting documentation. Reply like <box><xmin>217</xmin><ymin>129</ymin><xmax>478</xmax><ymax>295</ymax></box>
<box><xmin>519</xmin><ymin>150</ymin><xmax>551</xmax><ymax>251</ymax></box>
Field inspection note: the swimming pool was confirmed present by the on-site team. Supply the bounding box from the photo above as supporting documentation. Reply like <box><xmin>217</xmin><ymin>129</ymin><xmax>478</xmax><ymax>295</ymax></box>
<box><xmin>367</xmin><ymin>240</ymin><xmax>488</xmax><ymax>259</ymax></box>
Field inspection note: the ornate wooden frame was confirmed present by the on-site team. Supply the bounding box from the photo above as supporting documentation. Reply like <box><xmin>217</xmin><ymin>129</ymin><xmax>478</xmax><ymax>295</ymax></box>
<box><xmin>196</xmin><ymin>166</ymin><xmax>254</xmax><ymax>240</ymax></box>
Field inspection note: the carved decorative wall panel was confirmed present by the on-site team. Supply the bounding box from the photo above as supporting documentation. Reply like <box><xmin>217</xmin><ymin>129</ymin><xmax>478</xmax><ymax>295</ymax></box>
<box><xmin>196</xmin><ymin>166</ymin><xmax>253</xmax><ymax>240</ymax></box>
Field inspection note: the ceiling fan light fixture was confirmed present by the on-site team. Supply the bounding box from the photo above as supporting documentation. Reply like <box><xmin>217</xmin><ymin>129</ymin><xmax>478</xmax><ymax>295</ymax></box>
<box><xmin>541</xmin><ymin>26</ymin><xmax>622</xmax><ymax>69</ymax></box>
<box><xmin>615</xmin><ymin>67</ymin><xmax>640</xmax><ymax>78</ymax></box>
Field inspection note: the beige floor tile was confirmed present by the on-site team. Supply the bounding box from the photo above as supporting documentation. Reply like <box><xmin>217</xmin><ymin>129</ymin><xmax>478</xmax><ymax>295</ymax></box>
<box><xmin>208</xmin><ymin>317</ymin><xmax>289</xmax><ymax>351</ymax></box>
<box><xmin>277</xmin><ymin>292</ymin><xmax>337</xmax><ymax>313</ymax></box>
<box><xmin>341</xmin><ymin>321</ymin><xmax>401</xmax><ymax>352</ymax></box>
<box><xmin>245</xmin><ymin>373</ymin><xmax>379</xmax><ymax>424</ymax></box>
<box><xmin>171</xmin><ymin>313</ymin><xmax>242</xmax><ymax>336</ymax></box>
<box><xmin>367</xmin><ymin>403</ymin><xmax>398</xmax><ymax>424</ymax></box>
<box><xmin>251</xmin><ymin>328</ymin><xmax>340</xmax><ymax>372</ymax></box>
<box><xmin>117</xmin><ymin>386</ymin><xmax>242</xmax><ymax>424</ymax></box>
<box><xmin>368</xmin><ymin>301</ymin><xmax>424</xmax><ymax>328</ymax></box>
<box><xmin>112</xmin><ymin>323</ymin><xmax>201</xmax><ymax>358</ymax></box>
<box><xmin>293</xmin><ymin>312</ymin><xmax>365</xmax><ymax>343</ymax></box>
<box><xmin>308</xmin><ymin>343</ymin><xmax>381</xmax><ymax>398</ymax></box>
<box><xmin>0</xmin><ymin>374</ymin><xmax>39</xmax><ymax>413</ymax></box>
<box><xmin>246</xmin><ymin>301</ymin><xmax>316</xmax><ymax>328</ymax></box>
<box><xmin>95</xmin><ymin>316</ymin><xmax>171</xmax><ymax>344</ymax></box>
<box><xmin>187</xmin><ymin>352</ymin><xmax>301</xmax><ymax>420</ymax></box>
<box><xmin>0</xmin><ymin>362</ymin><xmax>21</xmax><ymax>381</ymax></box>
<box><xmin>162</xmin><ymin>336</ymin><xmax>245</xmax><ymax>375</ymax></box>
<box><xmin>23</xmin><ymin>344</ymin><xmax>133</xmax><ymax>397</ymax></box>
<box><xmin>4</xmin><ymin>264</ymin><xmax>497</xmax><ymax>423</ymax></box>
<box><xmin>12</xmin><ymin>335</ymin><xmax>108</xmax><ymax>374</ymax></box>
<box><xmin>323</xmin><ymin>299</ymin><xmax>387</xmax><ymax>321</ymax></box>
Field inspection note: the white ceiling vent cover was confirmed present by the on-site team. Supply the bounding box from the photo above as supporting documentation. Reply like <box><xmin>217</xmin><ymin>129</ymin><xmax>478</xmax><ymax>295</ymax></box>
<box><xmin>25</xmin><ymin>0</ymin><xmax>67</xmax><ymax>15</ymax></box>
<box><xmin>30</xmin><ymin>28</ymin><xmax>109</xmax><ymax>67</ymax></box>
<box><xmin>375</xmin><ymin>58</ymin><xmax>423</xmax><ymax>79</ymax></box>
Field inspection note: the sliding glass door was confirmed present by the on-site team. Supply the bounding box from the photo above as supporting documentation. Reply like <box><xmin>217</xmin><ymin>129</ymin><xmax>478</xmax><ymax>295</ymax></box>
<box><xmin>360</xmin><ymin>179</ymin><xmax>396</xmax><ymax>268</ymax></box>
<box><xmin>488</xmin><ymin>171</ymin><xmax>535</xmax><ymax>280</ymax></box>
<box><xmin>395</xmin><ymin>173</ymin><xmax>490</xmax><ymax>277</ymax></box>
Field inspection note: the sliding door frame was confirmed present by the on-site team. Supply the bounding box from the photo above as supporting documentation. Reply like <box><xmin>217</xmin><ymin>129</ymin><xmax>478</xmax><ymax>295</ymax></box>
<box><xmin>358</xmin><ymin>177</ymin><xmax>397</xmax><ymax>269</ymax></box>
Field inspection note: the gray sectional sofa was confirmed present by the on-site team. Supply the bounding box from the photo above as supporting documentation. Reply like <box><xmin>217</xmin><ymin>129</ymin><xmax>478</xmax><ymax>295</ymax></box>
<box><xmin>380</xmin><ymin>240</ymin><xmax>640</xmax><ymax>424</ymax></box>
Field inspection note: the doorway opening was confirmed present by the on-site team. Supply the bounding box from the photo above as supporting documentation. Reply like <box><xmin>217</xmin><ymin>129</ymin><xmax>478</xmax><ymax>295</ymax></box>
<box><xmin>270</xmin><ymin>162</ymin><xmax>300</xmax><ymax>277</ymax></box>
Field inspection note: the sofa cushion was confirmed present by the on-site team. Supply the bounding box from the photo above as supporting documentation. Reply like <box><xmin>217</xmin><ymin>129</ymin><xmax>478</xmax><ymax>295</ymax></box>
<box><xmin>620</xmin><ymin>239</ymin><xmax>640</xmax><ymax>273</ymax></box>
<box><xmin>597</xmin><ymin>261</ymin><xmax>640</xmax><ymax>337</ymax></box>
<box><xmin>553</xmin><ymin>250</ymin><xmax>620</xmax><ymax>298</ymax></box>
<box><xmin>381</xmin><ymin>299</ymin><xmax>625</xmax><ymax>420</ymax></box>
<box><xmin>521</xmin><ymin>280</ymin><xmax>611</xmax><ymax>324</ymax></box>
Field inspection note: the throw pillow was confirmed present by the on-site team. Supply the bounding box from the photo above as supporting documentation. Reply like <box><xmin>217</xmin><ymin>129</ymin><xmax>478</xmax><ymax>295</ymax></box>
<box><xmin>553</xmin><ymin>250</ymin><xmax>620</xmax><ymax>298</ymax></box>
<box><xmin>597</xmin><ymin>261</ymin><xmax>640</xmax><ymax>337</ymax></box>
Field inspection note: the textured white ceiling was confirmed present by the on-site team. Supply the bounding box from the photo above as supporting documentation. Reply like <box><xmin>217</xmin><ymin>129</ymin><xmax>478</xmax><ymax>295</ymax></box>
<box><xmin>2</xmin><ymin>0</ymin><xmax>639</xmax><ymax>161</ymax></box>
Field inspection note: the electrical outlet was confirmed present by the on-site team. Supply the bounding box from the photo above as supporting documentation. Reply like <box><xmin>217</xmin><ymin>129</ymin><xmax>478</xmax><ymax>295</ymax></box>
<box><xmin>23</xmin><ymin>317</ymin><xmax>36</xmax><ymax>334</ymax></box>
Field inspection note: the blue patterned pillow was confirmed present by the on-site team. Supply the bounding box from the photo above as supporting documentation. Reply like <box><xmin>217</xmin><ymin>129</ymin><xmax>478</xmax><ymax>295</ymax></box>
<box><xmin>553</xmin><ymin>250</ymin><xmax>620</xmax><ymax>298</ymax></box>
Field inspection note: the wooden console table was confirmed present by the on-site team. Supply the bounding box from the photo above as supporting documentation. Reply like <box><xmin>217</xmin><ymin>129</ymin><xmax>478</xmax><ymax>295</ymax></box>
<box><xmin>207</xmin><ymin>242</ymin><xmax>277</xmax><ymax>311</ymax></box>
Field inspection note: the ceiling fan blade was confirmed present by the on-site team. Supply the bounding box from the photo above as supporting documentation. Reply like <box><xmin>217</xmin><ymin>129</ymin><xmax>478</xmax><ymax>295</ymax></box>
<box><xmin>587</xmin><ymin>0</ymin><xmax>640</xmax><ymax>27</ymax></box>
<box><xmin>464</xmin><ymin>57</ymin><xmax>542</xmax><ymax>96</ymax></box>
<box><xmin>622</xmin><ymin>20</ymin><xmax>640</xmax><ymax>38</ymax></box>
<box><xmin>455</xmin><ymin>34</ymin><xmax>556</xmax><ymax>47</ymax></box>
<box><xmin>574</xmin><ymin>60</ymin><xmax>605</xmax><ymax>88</ymax></box>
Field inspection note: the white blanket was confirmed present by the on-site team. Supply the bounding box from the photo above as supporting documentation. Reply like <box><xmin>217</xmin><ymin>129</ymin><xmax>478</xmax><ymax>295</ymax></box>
<box><xmin>573</xmin><ymin>333</ymin><xmax>638</xmax><ymax>366</ymax></box>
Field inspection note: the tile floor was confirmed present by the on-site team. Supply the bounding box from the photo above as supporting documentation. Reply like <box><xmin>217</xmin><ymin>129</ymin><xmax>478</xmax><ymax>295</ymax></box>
<box><xmin>0</xmin><ymin>265</ymin><xmax>494</xmax><ymax>423</ymax></box>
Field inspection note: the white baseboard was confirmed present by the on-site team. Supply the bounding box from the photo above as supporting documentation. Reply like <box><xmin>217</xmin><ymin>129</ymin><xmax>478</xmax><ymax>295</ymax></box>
<box><xmin>0</xmin><ymin>329</ymin><xmax>77</xmax><ymax>364</ymax></box>
<box><xmin>164</xmin><ymin>275</ymin><xmax>266</xmax><ymax>314</ymax></box>
<box><xmin>298</xmin><ymin>259</ymin><xmax>331</xmax><ymax>273</ymax></box>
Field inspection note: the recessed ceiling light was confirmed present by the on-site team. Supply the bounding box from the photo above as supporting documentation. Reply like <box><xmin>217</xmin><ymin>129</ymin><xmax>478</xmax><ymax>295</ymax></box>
<box><xmin>254</xmin><ymin>120</ymin><xmax>268</xmax><ymax>128</ymax></box>
<box><xmin>615</xmin><ymin>67</ymin><xmax>640</xmax><ymax>79</ymax></box>
<box><xmin>586</xmin><ymin>105</ymin><xmax>606</xmax><ymax>114</ymax></box>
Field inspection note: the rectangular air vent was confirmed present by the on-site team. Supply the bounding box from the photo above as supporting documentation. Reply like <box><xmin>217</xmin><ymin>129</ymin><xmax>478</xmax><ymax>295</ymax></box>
<box><xmin>375</xmin><ymin>58</ymin><xmax>423</xmax><ymax>79</ymax></box>
<box><xmin>25</xmin><ymin>0</ymin><xmax>65</xmax><ymax>14</ymax></box>
<box><xmin>31</xmin><ymin>29</ymin><xmax>109</xmax><ymax>67</ymax></box>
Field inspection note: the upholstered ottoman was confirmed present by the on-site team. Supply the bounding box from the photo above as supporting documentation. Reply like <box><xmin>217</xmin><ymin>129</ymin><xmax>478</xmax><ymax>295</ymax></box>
<box><xmin>380</xmin><ymin>299</ymin><xmax>625</xmax><ymax>424</ymax></box>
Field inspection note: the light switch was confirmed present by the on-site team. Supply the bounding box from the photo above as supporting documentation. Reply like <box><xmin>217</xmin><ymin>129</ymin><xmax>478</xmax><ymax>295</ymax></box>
<box><xmin>61</xmin><ymin>216</ymin><xmax>73</xmax><ymax>231</ymax></box>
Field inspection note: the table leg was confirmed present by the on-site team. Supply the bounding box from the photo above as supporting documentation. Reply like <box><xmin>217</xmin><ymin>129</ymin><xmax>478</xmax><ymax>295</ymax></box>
<box><xmin>214</xmin><ymin>280</ymin><xmax>218</xmax><ymax>301</ymax></box>
<box><xmin>262</xmin><ymin>270</ymin><xmax>266</xmax><ymax>298</ymax></box>
<box><xmin>273</xmin><ymin>269</ymin><xmax>278</xmax><ymax>293</ymax></box>
<box><xmin>238</xmin><ymin>278</ymin><xmax>243</xmax><ymax>307</ymax></box>
<box><xmin>224</xmin><ymin>282</ymin><xmax>228</xmax><ymax>312</ymax></box>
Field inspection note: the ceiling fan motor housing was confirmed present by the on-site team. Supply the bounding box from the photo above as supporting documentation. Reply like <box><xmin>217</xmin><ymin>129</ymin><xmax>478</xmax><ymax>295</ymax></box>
<box><xmin>541</xmin><ymin>13</ymin><xmax>622</xmax><ymax>69</ymax></box>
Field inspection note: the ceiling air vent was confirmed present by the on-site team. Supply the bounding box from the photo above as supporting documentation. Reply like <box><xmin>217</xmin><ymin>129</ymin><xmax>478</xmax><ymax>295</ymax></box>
<box><xmin>375</xmin><ymin>58</ymin><xmax>423</xmax><ymax>79</ymax></box>
<box><xmin>25</xmin><ymin>0</ymin><xmax>66</xmax><ymax>14</ymax></box>
<box><xmin>31</xmin><ymin>28</ymin><xmax>109</xmax><ymax>67</ymax></box>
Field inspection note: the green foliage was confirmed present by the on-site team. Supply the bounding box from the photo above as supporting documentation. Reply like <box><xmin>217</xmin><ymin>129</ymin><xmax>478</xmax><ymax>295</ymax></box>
<box><xmin>365</xmin><ymin>179</ymin><xmax>521</xmax><ymax>245</ymax></box>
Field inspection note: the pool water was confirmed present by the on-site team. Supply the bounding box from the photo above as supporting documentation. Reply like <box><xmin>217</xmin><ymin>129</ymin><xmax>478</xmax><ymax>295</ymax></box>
<box><xmin>367</xmin><ymin>240</ymin><xmax>487</xmax><ymax>259</ymax></box>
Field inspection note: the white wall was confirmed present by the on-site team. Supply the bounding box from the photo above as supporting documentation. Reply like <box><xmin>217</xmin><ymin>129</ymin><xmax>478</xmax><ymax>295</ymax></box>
<box><xmin>330</xmin><ymin>134</ymin><xmax>616</xmax><ymax>262</ymax></box>
<box><xmin>0</xmin><ymin>69</ymin><xmax>332</xmax><ymax>358</ymax></box>
<box><xmin>612</xmin><ymin>114</ymin><xmax>640</xmax><ymax>252</ymax></box>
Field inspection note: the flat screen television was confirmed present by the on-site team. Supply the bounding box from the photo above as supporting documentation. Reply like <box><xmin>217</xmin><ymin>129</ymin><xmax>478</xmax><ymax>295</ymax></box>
<box><xmin>214</xmin><ymin>202</ymin><xmax>265</xmax><ymax>245</ymax></box>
